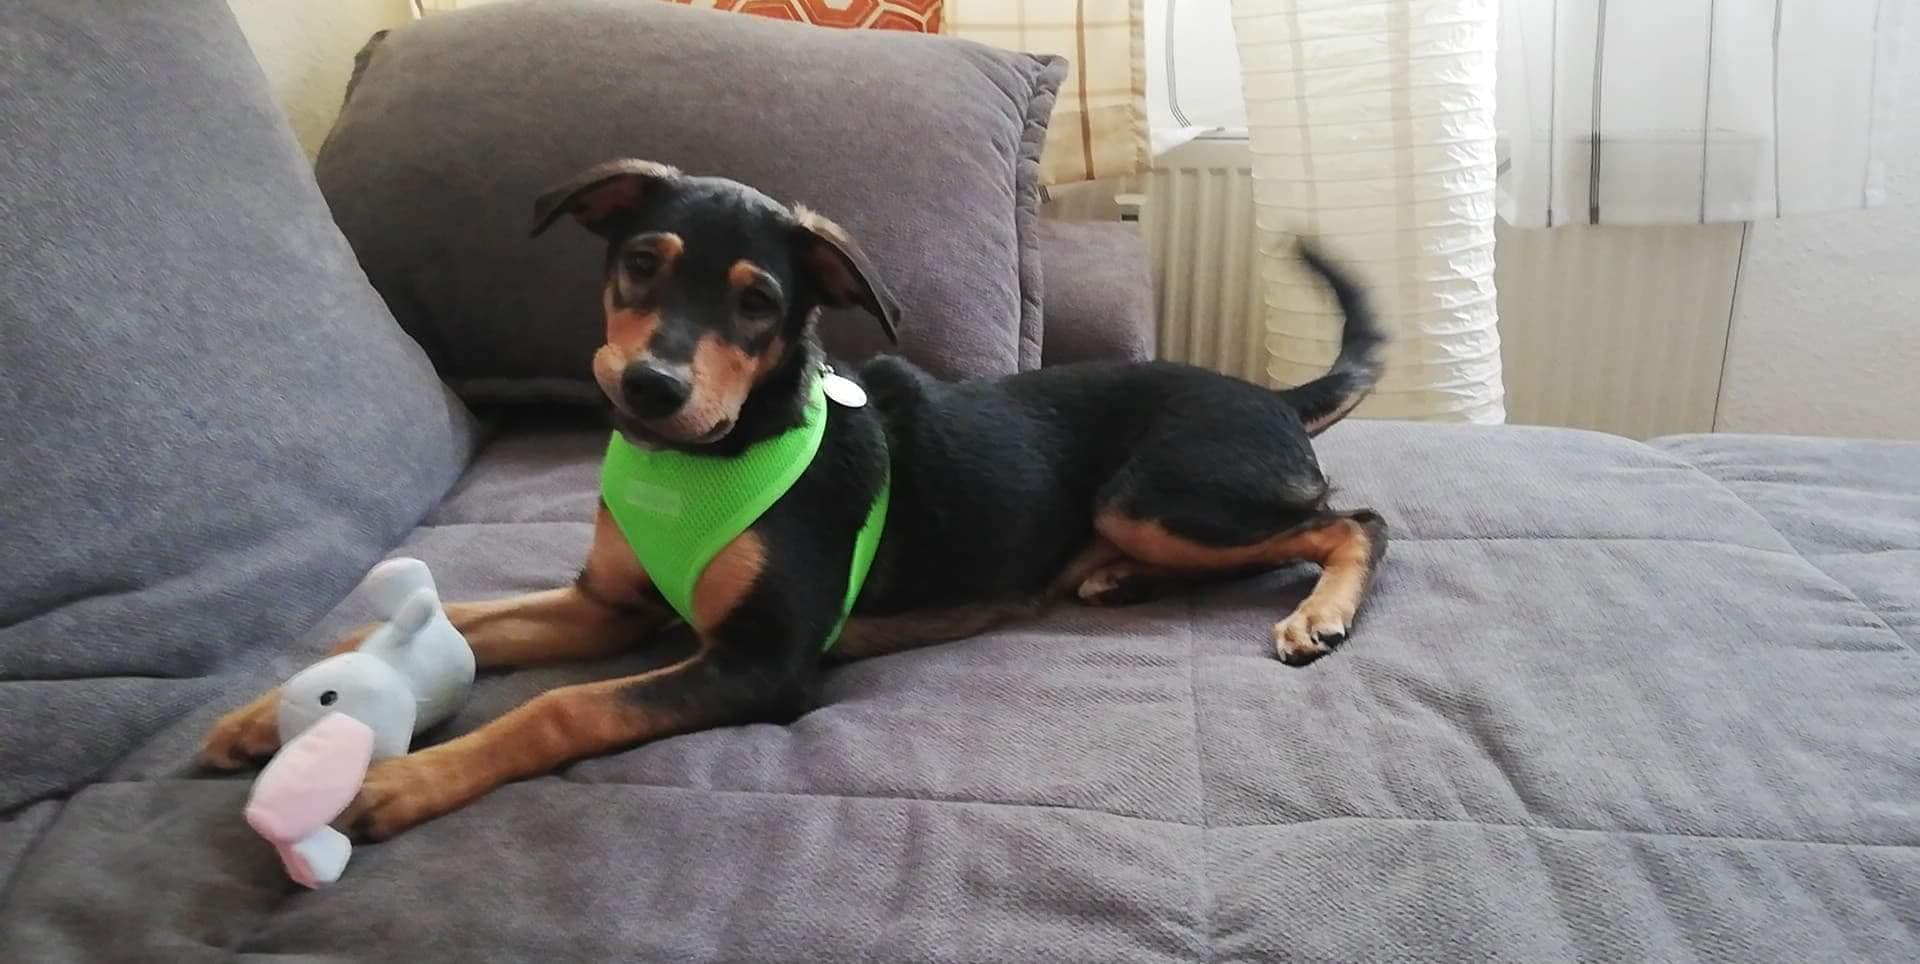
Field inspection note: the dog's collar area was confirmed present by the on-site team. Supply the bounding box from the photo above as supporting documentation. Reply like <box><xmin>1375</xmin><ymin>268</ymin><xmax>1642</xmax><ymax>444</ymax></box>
<box><xmin>599</xmin><ymin>367</ymin><xmax>888</xmax><ymax>649</ymax></box>
<box><xmin>821</xmin><ymin>367</ymin><xmax>867</xmax><ymax>408</ymax></box>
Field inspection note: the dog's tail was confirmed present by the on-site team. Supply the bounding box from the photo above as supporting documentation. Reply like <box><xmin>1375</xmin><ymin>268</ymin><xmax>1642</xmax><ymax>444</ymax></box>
<box><xmin>1275</xmin><ymin>242</ymin><xmax>1386</xmax><ymax>436</ymax></box>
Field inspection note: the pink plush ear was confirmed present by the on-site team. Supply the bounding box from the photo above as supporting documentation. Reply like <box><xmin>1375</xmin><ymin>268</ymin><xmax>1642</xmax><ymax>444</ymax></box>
<box><xmin>245</xmin><ymin>712</ymin><xmax>375</xmax><ymax>843</ymax></box>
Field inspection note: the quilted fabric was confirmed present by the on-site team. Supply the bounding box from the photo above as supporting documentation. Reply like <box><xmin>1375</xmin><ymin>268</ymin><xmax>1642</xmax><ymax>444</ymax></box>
<box><xmin>2</xmin><ymin>420</ymin><xmax>1915</xmax><ymax>961</ymax></box>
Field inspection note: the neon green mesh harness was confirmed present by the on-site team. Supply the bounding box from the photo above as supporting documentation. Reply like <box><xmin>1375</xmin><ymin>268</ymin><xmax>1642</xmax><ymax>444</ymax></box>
<box><xmin>599</xmin><ymin>374</ymin><xmax>888</xmax><ymax>649</ymax></box>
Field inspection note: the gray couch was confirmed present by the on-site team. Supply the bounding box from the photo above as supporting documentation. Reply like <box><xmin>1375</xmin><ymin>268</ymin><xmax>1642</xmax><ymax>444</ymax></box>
<box><xmin>3</xmin><ymin>2</ymin><xmax>1917</xmax><ymax>961</ymax></box>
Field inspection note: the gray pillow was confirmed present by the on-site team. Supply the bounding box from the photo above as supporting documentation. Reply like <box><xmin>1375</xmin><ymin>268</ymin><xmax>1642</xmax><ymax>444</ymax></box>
<box><xmin>316</xmin><ymin>0</ymin><xmax>1065</xmax><ymax>406</ymax></box>
<box><xmin>1036</xmin><ymin>220</ymin><xmax>1156</xmax><ymax>365</ymax></box>
<box><xmin>0</xmin><ymin>0</ymin><xmax>476</xmax><ymax>811</ymax></box>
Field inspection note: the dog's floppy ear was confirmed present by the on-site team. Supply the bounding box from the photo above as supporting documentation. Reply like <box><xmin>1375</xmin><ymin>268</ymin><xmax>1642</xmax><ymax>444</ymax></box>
<box><xmin>530</xmin><ymin>159</ymin><xmax>681</xmax><ymax>239</ymax></box>
<box><xmin>791</xmin><ymin>206</ymin><xmax>900</xmax><ymax>344</ymax></box>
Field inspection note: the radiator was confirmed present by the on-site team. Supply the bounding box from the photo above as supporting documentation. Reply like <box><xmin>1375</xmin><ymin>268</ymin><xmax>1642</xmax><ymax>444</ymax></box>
<box><xmin>1047</xmin><ymin>139</ymin><xmax>1268</xmax><ymax>385</ymax></box>
<box><xmin>1044</xmin><ymin>138</ymin><xmax>1743</xmax><ymax>439</ymax></box>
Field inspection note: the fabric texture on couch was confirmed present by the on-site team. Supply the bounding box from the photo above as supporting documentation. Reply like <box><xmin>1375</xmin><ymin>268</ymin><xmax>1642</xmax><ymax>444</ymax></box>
<box><xmin>316</xmin><ymin>0</ymin><xmax>1066</xmax><ymax>405</ymax></box>
<box><xmin>1652</xmin><ymin>433</ymin><xmax>1920</xmax><ymax>653</ymax></box>
<box><xmin>1037</xmin><ymin>219</ymin><xmax>1156</xmax><ymax>365</ymax></box>
<box><xmin>4</xmin><ymin>420</ymin><xmax>1916</xmax><ymax>961</ymax></box>
<box><xmin>0</xmin><ymin>0</ymin><xmax>476</xmax><ymax>817</ymax></box>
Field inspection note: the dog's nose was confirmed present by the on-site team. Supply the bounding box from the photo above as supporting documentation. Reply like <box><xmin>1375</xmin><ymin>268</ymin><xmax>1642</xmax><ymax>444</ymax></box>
<box><xmin>620</xmin><ymin>362</ymin><xmax>691</xmax><ymax>417</ymax></box>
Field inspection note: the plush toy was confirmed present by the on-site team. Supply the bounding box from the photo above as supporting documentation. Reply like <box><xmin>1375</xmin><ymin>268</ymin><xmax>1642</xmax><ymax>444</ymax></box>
<box><xmin>243</xmin><ymin>557</ymin><xmax>475</xmax><ymax>887</ymax></box>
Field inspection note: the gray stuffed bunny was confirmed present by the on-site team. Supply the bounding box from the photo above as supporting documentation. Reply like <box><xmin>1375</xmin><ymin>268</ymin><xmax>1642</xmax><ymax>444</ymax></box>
<box><xmin>245</xmin><ymin>557</ymin><xmax>475</xmax><ymax>887</ymax></box>
<box><xmin>276</xmin><ymin>556</ymin><xmax>476</xmax><ymax>756</ymax></box>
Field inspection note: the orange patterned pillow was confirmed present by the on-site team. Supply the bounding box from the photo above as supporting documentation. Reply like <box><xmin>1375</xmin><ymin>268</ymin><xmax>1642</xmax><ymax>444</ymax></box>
<box><xmin>670</xmin><ymin>0</ymin><xmax>942</xmax><ymax>33</ymax></box>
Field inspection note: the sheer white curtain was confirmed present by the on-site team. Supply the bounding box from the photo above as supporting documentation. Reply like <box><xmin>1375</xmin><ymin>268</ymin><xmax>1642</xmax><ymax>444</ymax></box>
<box><xmin>1233</xmin><ymin>0</ymin><xmax>1506</xmax><ymax>423</ymax></box>
<box><xmin>1497</xmin><ymin>0</ymin><xmax>1906</xmax><ymax>226</ymax></box>
<box><xmin>1148</xmin><ymin>0</ymin><xmax>1247</xmax><ymax>154</ymax></box>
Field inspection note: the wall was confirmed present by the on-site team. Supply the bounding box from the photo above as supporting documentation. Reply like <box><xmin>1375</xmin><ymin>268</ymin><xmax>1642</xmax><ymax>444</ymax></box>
<box><xmin>226</xmin><ymin>0</ymin><xmax>413</xmax><ymax>157</ymax></box>
<box><xmin>1714</xmin><ymin>8</ymin><xmax>1920</xmax><ymax>441</ymax></box>
<box><xmin>1495</xmin><ymin>221</ymin><xmax>1741</xmax><ymax>439</ymax></box>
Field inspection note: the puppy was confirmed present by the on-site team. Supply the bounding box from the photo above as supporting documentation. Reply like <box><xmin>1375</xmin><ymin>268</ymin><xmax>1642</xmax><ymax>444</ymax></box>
<box><xmin>201</xmin><ymin>159</ymin><xmax>1388</xmax><ymax>840</ymax></box>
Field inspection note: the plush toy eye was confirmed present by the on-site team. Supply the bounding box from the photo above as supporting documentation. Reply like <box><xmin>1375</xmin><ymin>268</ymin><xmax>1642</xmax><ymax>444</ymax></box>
<box><xmin>319</xmin><ymin>690</ymin><xmax>338</xmax><ymax>706</ymax></box>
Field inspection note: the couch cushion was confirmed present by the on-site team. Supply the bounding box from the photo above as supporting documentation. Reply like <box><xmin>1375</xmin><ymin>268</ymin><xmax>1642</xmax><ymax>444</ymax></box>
<box><xmin>1037</xmin><ymin>219</ymin><xmax>1155</xmax><ymax>364</ymax></box>
<box><xmin>0</xmin><ymin>0</ymin><xmax>475</xmax><ymax>815</ymax></box>
<box><xmin>316</xmin><ymin>0</ymin><xmax>1064</xmax><ymax>405</ymax></box>
<box><xmin>1652</xmin><ymin>432</ymin><xmax>1920</xmax><ymax>653</ymax></box>
<box><xmin>7</xmin><ymin>421</ymin><xmax>1917</xmax><ymax>960</ymax></box>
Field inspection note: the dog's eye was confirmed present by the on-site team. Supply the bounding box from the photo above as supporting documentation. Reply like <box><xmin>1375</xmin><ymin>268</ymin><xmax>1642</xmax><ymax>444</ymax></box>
<box><xmin>624</xmin><ymin>250</ymin><xmax>662</xmax><ymax>278</ymax></box>
<box><xmin>739</xmin><ymin>288</ymin><xmax>779</xmax><ymax>318</ymax></box>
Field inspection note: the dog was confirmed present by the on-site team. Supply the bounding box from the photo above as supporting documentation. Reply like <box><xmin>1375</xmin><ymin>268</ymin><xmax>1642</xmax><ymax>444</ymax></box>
<box><xmin>200</xmin><ymin>159</ymin><xmax>1389</xmax><ymax>840</ymax></box>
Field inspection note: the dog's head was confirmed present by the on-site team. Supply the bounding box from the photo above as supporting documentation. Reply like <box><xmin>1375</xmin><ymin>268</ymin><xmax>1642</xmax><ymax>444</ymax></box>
<box><xmin>531</xmin><ymin>159</ymin><xmax>898</xmax><ymax>448</ymax></box>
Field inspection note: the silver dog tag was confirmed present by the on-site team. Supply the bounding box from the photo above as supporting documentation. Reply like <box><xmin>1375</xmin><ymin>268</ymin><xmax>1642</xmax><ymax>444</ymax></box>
<box><xmin>823</xmin><ymin>371</ymin><xmax>867</xmax><ymax>409</ymax></box>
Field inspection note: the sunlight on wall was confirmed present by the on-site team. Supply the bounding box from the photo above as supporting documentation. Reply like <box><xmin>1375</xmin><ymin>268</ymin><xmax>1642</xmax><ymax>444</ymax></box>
<box><xmin>227</xmin><ymin>0</ymin><xmax>413</xmax><ymax>157</ymax></box>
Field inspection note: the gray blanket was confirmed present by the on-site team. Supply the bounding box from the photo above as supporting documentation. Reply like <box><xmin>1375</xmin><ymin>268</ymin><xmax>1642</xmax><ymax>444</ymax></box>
<box><xmin>2</xmin><ymin>420</ymin><xmax>1916</xmax><ymax>961</ymax></box>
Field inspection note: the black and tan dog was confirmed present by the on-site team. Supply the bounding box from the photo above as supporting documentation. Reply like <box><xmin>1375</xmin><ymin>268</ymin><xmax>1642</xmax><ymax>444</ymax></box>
<box><xmin>201</xmin><ymin>159</ymin><xmax>1389</xmax><ymax>840</ymax></box>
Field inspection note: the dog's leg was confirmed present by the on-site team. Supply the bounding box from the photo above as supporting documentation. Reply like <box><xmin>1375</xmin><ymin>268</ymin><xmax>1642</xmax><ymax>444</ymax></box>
<box><xmin>339</xmin><ymin>644</ymin><xmax>766</xmax><ymax>840</ymax></box>
<box><xmin>1261</xmin><ymin>512</ymin><xmax>1387</xmax><ymax>664</ymax></box>
<box><xmin>1097</xmin><ymin>509</ymin><xmax>1387</xmax><ymax>665</ymax></box>
<box><xmin>834</xmin><ymin>604</ymin><xmax>1038</xmax><ymax>661</ymax></box>
<box><xmin>1073</xmin><ymin>558</ymin><xmax>1185</xmax><ymax>606</ymax></box>
<box><xmin>442</xmin><ymin>588</ymin><xmax>668</xmax><ymax>669</ymax></box>
<box><xmin>196</xmin><ymin>587</ymin><xmax>663</xmax><ymax>769</ymax></box>
<box><xmin>200</xmin><ymin>507</ymin><xmax>663</xmax><ymax>770</ymax></box>
<box><xmin>1052</xmin><ymin>538</ymin><xmax>1177</xmax><ymax>606</ymax></box>
<box><xmin>339</xmin><ymin>526</ymin><xmax>811</xmax><ymax>839</ymax></box>
<box><xmin>832</xmin><ymin>539</ymin><xmax>1130</xmax><ymax>661</ymax></box>
<box><xmin>199</xmin><ymin>632</ymin><xmax>369</xmax><ymax>770</ymax></box>
<box><xmin>341</xmin><ymin>606</ymin><xmax>802</xmax><ymax>838</ymax></box>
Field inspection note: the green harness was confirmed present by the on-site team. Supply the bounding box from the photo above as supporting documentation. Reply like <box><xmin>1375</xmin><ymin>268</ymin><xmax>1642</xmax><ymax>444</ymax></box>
<box><xmin>599</xmin><ymin>373</ymin><xmax>889</xmax><ymax>649</ymax></box>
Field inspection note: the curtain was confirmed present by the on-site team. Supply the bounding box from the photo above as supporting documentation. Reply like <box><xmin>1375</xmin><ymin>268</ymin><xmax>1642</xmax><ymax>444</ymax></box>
<box><xmin>1235</xmin><ymin>0</ymin><xmax>1506</xmax><ymax>423</ymax></box>
<box><xmin>1497</xmin><ymin>0</ymin><xmax>1906</xmax><ymax>227</ymax></box>
<box><xmin>946</xmin><ymin>0</ymin><xmax>1151</xmax><ymax>184</ymax></box>
<box><xmin>1148</xmin><ymin>0</ymin><xmax>1247</xmax><ymax>155</ymax></box>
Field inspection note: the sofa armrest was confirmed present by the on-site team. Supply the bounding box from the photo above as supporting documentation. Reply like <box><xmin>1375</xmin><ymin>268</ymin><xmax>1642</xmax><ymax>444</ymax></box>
<box><xmin>1037</xmin><ymin>220</ymin><xmax>1156</xmax><ymax>365</ymax></box>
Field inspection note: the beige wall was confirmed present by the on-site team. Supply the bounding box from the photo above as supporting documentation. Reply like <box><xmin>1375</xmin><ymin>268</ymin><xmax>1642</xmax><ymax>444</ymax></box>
<box><xmin>1713</xmin><ymin>7</ymin><xmax>1920</xmax><ymax>442</ymax></box>
<box><xmin>227</xmin><ymin>0</ymin><xmax>414</xmax><ymax>157</ymax></box>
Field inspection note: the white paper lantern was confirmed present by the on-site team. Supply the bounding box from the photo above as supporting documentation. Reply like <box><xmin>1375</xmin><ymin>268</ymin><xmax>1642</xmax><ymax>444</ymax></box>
<box><xmin>1235</xmin><ymin>0</ymin><xmax>1505</xmax><ymax>423</ymax></box>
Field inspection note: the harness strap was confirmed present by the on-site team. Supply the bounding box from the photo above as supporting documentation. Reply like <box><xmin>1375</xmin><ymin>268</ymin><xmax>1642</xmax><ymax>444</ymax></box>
<box><xmin>599</xmin><ymin>375</ymin><xmax>886</xmax><ymax>649</ymax></box>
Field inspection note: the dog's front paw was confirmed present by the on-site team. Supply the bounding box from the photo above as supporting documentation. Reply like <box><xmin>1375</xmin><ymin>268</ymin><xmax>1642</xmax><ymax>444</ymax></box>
<box><xmin>1074</xmin><ymin>561</ymin><xmax>1164</xmax><ymax>607</ymax></box>
<box><xmin>1272</xmin><ymin>600</ymin><xmax>1350</xmax><ymax>666</ymax></box>
<box><xmin>198</xmin><ymin>693</ymin><xmax>283</xmax><ymax>771</ymax></box>
<box><xmin>1075</xmin><ymin>566</ymin><xmax>1133</xmax><ymax>605</ymax></box>
<box><xmin>339</xmin><ymin>754</ymin><xmax>466</xmax><ymax>842</ymax></box>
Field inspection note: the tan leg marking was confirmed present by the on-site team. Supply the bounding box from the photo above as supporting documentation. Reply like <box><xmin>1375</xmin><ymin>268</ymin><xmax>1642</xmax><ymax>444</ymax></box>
<box><xmin>198</xmin><ymin>627</ymin><xmax>370</xmax><ymax>770</ymax></box>
<box><xmin>581</xmin><ymin>504</ymin><xmax>656</xmax><ymax>608</ymax></box>
<box><xmin>1097</xmin><ymin>512</ymin><xmax>1384</xmax><ymax>665</ymax></box>
<box><xmin>200</xmin><ymin>508</ymin><xmax>660</xmax><ymax>771</ymax></box>
<box><xmin>341</xmin><ymin>645</ymin><xmax>707</xmax><ymax>841</ymax></box>
<box><xmin>692</xmin><ymin>531</ymin><xmax>765</xmax><ymax>632</ymax></box>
